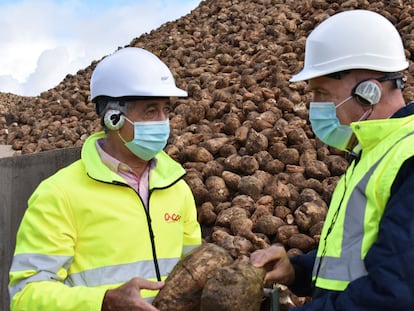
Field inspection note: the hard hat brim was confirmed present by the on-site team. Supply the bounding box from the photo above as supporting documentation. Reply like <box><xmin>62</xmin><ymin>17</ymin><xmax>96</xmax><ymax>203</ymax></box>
<box><xmin>290</xmin><ymin>59</ymin><xmax>409</xmax><ymax>82</ymax></box>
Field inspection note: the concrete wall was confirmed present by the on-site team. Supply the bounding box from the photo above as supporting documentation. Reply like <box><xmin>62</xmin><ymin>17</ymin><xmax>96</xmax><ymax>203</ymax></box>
<box><xmin>0</xmin><ymin>147</ymin><xmax>81</xmax><ymax>311</ymax></box>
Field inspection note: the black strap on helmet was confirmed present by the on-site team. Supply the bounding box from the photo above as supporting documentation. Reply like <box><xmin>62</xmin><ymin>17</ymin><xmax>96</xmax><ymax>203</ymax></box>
<box><xmin>377</xmin><ymin>72</ymin><xmax>406</xmax><ymax>90</ymax></box>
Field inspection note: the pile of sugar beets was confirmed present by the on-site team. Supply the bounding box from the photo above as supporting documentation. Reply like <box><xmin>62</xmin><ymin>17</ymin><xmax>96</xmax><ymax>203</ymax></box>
<box><xmin>2</xmin><ymin>0</ymin><xmax>414</xmax><ymax>310</ymax></box>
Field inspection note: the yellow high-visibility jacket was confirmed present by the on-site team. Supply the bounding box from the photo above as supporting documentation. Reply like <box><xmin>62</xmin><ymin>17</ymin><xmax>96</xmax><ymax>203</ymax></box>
<box><xmin>9</xmin><ymin>131</ymin><xmax>201</xmax><ymax>311</ymax></box>
<box><xmin>313</xmin><ymin>114</ymin><xmax>414</xmax><ymax>291</ymax></box>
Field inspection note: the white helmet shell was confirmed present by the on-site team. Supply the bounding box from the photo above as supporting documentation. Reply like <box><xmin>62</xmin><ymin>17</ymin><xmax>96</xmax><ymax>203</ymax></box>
<box><xmin>90</xmin><ymin>47</ymin><xmax>187</xmax><ymax>101</ymax></box>
<box><xmin>290</xmin><ymin>10</ymin><xmax>409</xmax><ymax>82</ymax></box>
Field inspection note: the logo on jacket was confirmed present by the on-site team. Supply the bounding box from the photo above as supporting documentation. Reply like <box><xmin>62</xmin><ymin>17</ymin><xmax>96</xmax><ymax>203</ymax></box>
<box><xmin>164</xmin><ymin>212</ymin><xmax>181</xmax><ymax>223</ymax></box>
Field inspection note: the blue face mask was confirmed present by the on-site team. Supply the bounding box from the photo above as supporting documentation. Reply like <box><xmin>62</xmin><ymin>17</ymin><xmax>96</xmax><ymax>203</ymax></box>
<box><xmin>309</xmin><ymin>100</ymin><xmax>354</xmax><ymax>151</ymax></box>
<box><xmin>120</xmin><ymin>118</ymin><xmax>170</xmax><ymax>161</ymax></box>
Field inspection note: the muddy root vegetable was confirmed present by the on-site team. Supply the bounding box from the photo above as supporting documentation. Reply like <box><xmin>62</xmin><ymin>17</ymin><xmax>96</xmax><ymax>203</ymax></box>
<box><xmin>288</xmin><ymin>233</ymin><xmax>316</xmax><ymax>253</ymax></box>
<box><xmin>232</xmin><ymin>194</ymin><xmax>256</xmax><ymax>215</ymax></box>
<box><xmin>205</xmin><ymin>175</ymin><xmax>230</xmax><ymax>204</ymax></box>
<box><xmin>294</xmin><ymin>199</ymin><xmax>328</xmax><ymax>232</ymax></box>
<box><xmin>152</xmin><ymin>243</ymin><xmax>234</xmax><ymax>311</ymax></box>
<box><xmin>264</xmin><ymin>178</ymin><xmax>291</xmax><ymax>206</ymax></box>
<box><xmin>184</xmin><ymin>169</ymin><xmax>209</xmax><ymax>205</ymax></box>
<box><xmin>275</xmin><ymin>225</ymin><xmax>299</xmax><ymax>246</ymax></box>
<box><xmin>200</xmin><ymin>257</ymin><xmax>266</xmax><ymax>311</ymax></box>
<box><xmin>198</xmin><ymin>202</ymin><xmax>217</xmax><ymax>225</ymax></box>
<box><xmin>253</xmin><ymin>214</ymin><xmax>285</xmax><ymax>236</ymax></box>
<box><xmin>245</xmin><ymin>128</ymin><xmax>268</xmax><ymax>154</ymax></box>
<box><xmin>230</xmin><ymin>215</ymin><xmax>269</xmax><ymax>249</ymax></box>
<box><xmin>240</xmin><ymin>155</ymin><xmax>259</xmax><ymax>175</ymax></box>
<box><xmin>200</xmin><ymin>137</ymin><xmax>231</xmax><ymax>155</ymax></box>
<box><xmin>222</xmin><ymin>170</ymin><xmax>241</xmax><ymax>191</ymax></box>
<box><xmin>238</xmin><ymin>175</ymin><xmax>264</xmax><ymax>200</ymax></box>
<box><xmin>212</xmin><ymin>229</ymin><xmax>254</xmax><ymax>258</ymax></box>
<box><xmin>304</xmin><ymin>159</ymin><xmax>331</xmax><ymax>180</ymax></box>
<box><xmin>216</xmin><ymin>206</ymin><xmax>248</xmax><ymax>227</ymax></box>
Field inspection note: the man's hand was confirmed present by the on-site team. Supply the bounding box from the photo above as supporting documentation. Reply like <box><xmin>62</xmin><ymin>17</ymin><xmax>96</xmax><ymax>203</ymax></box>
<box><xmin>102</xmin><ymin>277</ymin><xmax>164</xmax><ymax>311</ymax></box>
<box><xmin>250</xmin><ymin>244</ymin><xmax>295</xmax><ymax>287</ymax></box>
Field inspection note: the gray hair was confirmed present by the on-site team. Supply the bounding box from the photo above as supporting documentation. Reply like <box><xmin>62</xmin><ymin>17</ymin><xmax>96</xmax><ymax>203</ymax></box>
<box><xmin>100</xmin><ymin>100</ymin><xmax>134</xmax><ymax>131</ymax></box>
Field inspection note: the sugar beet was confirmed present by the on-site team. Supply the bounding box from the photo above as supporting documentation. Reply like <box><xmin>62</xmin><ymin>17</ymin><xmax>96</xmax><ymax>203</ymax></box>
<box><xmin>200</xmin><ymin>257</ymin><xmax>266</xmax><ymax>311</ymax></box>
<box><xmin>152</xmin><ymin>243</ymin><xmax>233</xmax><ymax>311</ymax></box>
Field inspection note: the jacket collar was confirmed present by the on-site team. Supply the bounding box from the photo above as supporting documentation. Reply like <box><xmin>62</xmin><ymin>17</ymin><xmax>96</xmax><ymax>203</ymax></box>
<box><xmin>82</xmin><ymin>131</ymin><xmax>185</xmax><ymax>188</ymax></box>
<box><xmin>391</xmin><ymin>101</ymin><xmax>414</xmax><ymax>118</ymax></box>
<box><xmin>350</xmin><ymin>104</ymin><xmax>414</xmax><ymax>152</ymax></box>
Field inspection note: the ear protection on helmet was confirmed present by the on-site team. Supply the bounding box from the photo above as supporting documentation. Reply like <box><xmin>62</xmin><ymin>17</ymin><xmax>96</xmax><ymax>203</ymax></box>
<box><xmin>104</xmin><ymin>109</ymin><xmax>125</xmax><ymax>130</ymax></box>
<box><xmin>352</xmin><ymin>80</ymin><xmax>382</xmax><ymax>105</ymax></box>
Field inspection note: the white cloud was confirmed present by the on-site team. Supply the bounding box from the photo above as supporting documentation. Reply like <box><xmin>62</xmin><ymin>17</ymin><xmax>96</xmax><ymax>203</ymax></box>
<box><xmin>0</xmin><ymin>75</ymin><xmax>22</xmax><ymax>95</ymax></box>
<box><xmin>22</xmin><ymin>46</ymin><xmax>74</xmax><ymax>95</ymax></box>
<box><xmin>0</xmin><ymin>0</ymin><xmax>200</xmax><ymax>96</ymax></box>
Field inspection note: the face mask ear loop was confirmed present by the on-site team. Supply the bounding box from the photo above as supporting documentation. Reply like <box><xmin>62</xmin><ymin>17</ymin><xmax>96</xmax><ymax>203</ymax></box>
<box><xmin>123</xmin><ymin>115</ymin><xmax>133</xmax><ymax>125</ymax></box>
<box><xmin>117</xmin><ymin>132</ymin><xmax>128</xmax><ymax>144</ymax></box>
<box><xmin>358</xmin><ymin>108</ymin><xmax>373</xmax><ymax>121</ymax></box>
<box><xmin>117</xmin><ymin>116</ymin><xmax>133</xmax><ymax>144</ymax></box>
<box><xmin>335</xmin><ymin>96</ymin><xmax>353</xmax><ymax>109</ymax></box>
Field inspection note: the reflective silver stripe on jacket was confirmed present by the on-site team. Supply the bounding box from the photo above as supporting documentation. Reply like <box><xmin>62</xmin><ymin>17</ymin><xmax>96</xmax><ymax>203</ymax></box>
<box><xmin>9</xmin><ymin>253</ymin><xmax>73</xmax><ymax>298</ymax></box>
<box><xmin>9</xmin><ymin>253</ymin><xmax>179</xmax><ymax>298</ymax></box>
<box><xmin>313</xmin><ymin>165</ymin><xmax>375</xmax><ymax>282</ymax></box>
<box><xmin>183</xmin><ymin>244</ymin><xmax>198</xmax><ymax>256</ymax></box>
<box><xmin>65</xmin><ymin>258</ymin><xmax>179</xmax><ymax>286</ymax></box>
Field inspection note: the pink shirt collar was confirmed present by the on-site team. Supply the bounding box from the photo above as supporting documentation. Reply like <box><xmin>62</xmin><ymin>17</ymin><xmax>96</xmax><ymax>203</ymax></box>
<box><xmin>96</xmin><ymin>138</ymin><xmax>155</xmax><ymax>208</ymax></box>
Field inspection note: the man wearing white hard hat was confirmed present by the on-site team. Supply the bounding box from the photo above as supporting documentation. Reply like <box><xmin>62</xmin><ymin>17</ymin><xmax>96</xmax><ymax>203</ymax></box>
<box><xmin>251</xmin><ymin>10</ymin><xmax>414</xmax><ymax>310</ymax></box>
<box><xmin>9</xmin><ymin>47</ymin><xmax>201</xmax><ymax>311</ymax></box>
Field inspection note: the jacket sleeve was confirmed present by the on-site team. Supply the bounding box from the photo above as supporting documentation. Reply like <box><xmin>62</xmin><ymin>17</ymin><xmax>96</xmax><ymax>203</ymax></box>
<box><xmin>289</xmin><ymin>250</ymin><xmax>316</xmax><ymax>297</ymax></box>
<box><xmin>8</xmin><ymin>179</ymin><xmax>107</xmax><ymax>311</ymax></box>
<box><xmin>181</xmin><ymin>180</ymin><xmax>202</xmax><ymax>256</ymax></box>
<box><xmin>292</xmin><ymin>157</ymin><xmax>414</xmax><ymax>311</ymax></box>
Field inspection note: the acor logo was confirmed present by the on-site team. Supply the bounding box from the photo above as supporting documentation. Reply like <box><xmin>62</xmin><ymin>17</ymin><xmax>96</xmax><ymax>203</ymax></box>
<box><xmin>164</xmin><ymin>212</ymin><xmax>181</xmax><ymax>223</ymax></box>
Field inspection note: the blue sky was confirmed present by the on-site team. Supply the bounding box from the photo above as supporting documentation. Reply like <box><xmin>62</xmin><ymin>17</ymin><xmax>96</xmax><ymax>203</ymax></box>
<box><xmin>0</xmin><ymin>0</ymin><xmax>201</xmax><ymax>96</ymax></box>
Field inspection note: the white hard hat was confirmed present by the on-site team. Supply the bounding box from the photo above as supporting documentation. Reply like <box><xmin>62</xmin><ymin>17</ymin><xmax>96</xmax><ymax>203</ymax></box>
<box><xmin>290</xmin><ymin>10</ymin><xmax>409</xmax><ymax>82</ymax></box>
<box><xmin>90</xmin><ymin>47</ymin><xmax>187</xmax><ymax>101</ymax></box>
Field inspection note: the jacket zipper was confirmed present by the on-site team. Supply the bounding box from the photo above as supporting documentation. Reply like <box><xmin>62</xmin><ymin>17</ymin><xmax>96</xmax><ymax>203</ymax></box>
<box><xmin>144</xmin><ymin>189</ymin><xmax>161</xmax><ymax>281</ymax></box>
<box><xmin>101</xmin><ymin>179</ymin><xmax>162</xmax><ymax>281</ymax></box>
